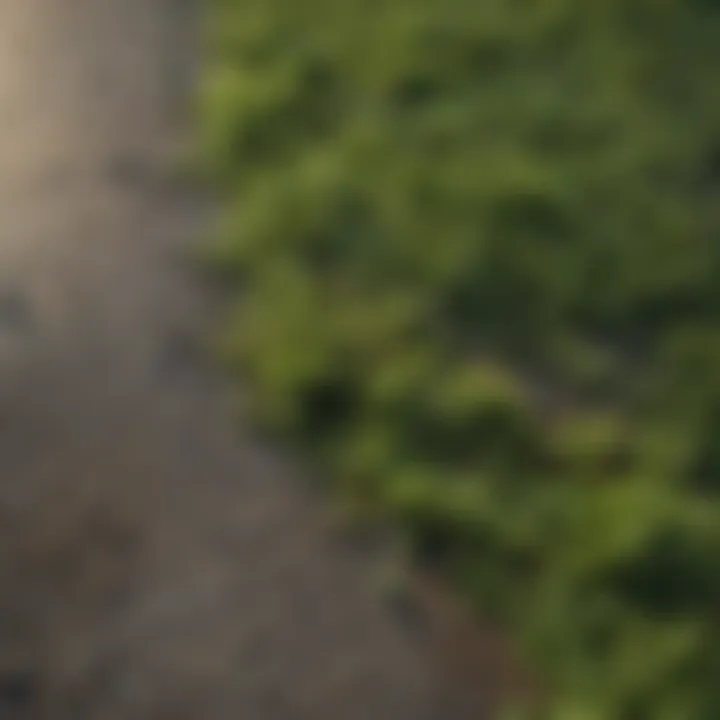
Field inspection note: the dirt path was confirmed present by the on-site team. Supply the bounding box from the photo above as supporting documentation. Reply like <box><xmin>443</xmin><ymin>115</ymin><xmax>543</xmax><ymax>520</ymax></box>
<box><xmin>0</xmin><ymin>2</ymin><xmax>488</xmax><ymax>717</ymax></box>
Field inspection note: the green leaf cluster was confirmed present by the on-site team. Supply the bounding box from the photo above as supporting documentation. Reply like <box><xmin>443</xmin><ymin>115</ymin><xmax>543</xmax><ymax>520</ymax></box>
<box><xmin>201</xmin><ymin>1</ymin><xmax>720</xmax><ymax>716</ymax></box>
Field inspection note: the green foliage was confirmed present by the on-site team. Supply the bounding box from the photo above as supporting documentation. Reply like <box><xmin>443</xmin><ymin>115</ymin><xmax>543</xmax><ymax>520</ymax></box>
<box><xmin>202</xmin><ymin>0</ymin><xmax>720</xmax><ymax>716</ymax></box>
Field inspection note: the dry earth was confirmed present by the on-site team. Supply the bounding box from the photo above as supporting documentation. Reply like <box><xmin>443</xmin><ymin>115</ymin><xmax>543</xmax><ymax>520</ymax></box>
<box><xmin>0</xmin><ymin>2</ymin><xmax>511</xmax><ymax>717</ymax></box>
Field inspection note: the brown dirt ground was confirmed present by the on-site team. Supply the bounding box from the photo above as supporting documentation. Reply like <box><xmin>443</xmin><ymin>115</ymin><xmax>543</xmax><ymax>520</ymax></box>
<box><xmin>0</xmin><ymin>2</ymin><xmax>526</xmax><ymax>717</ymax></box>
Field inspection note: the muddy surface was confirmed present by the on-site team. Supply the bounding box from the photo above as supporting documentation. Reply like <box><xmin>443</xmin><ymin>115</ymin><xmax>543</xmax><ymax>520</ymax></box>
<box><xmin>0</xmin><ymin>1</ymin><xmax>493</xmax><ymax>718</ymax></box>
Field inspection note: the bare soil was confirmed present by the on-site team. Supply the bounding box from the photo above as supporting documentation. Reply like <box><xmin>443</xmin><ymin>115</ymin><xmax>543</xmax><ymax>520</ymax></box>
<box><xmin>0</xmin><ymin>1</ymin><xmax>506</xmax><ymax>718</ymax></box>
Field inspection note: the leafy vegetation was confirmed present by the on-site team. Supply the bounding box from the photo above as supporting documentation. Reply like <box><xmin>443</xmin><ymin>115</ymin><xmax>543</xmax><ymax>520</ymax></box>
<box><xmin>201</xmin><ymin>0</ymin><xmax>720</xmax><ymax>716</ymax></box>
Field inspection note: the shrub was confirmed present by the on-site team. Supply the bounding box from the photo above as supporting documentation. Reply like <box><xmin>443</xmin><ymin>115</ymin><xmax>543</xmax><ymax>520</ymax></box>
<box><xmin>201</xmin><ymin>1</ymin><xmax>720</xmax><ymax>717</ymax></box>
